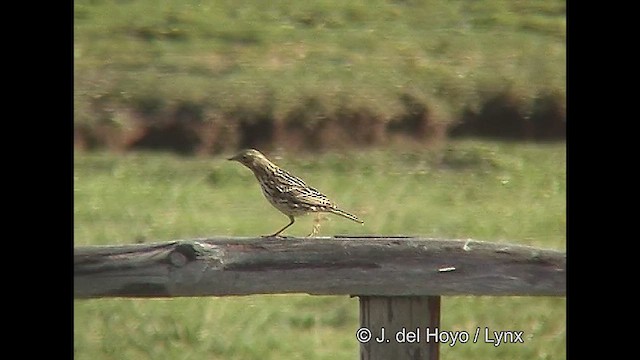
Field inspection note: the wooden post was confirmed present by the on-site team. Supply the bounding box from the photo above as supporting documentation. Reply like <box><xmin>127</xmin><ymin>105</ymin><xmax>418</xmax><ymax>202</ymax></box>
<box><xmin>359</xmin><ymin>296</ymin><xmax>441</xmax><ymax>360</ymax></box>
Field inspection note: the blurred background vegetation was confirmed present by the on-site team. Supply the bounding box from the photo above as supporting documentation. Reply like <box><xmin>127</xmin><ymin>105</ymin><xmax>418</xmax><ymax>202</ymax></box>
<box><xmin>74</xmin><ymin>1</ymin><xmax>565</xmax><ymax>359</ymax></box>
<box><xmin>74</xmin><ymin>0</ymin><xmax>565</xmax><ymax>154</ymax></box>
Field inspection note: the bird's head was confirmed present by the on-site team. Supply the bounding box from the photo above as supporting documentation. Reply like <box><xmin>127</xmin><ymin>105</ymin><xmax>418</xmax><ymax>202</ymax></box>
<box><xmin>228</xmin><ymin>149</ymin><xmax>272</xmax><ymax>170</ymax></box>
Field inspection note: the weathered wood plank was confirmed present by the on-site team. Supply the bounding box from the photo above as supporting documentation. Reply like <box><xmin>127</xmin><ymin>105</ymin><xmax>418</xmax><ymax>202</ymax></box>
<box><xmin>74</xmin><ymin>237</ymin><xmax>566</xmax><ymax>299</ymax></box>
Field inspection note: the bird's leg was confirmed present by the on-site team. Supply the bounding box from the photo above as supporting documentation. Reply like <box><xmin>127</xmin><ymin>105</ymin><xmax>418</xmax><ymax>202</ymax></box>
<box><xmin>307</xmin><ymin>213</ymin><xmax>323</xmax><ymax>237</ymax></box>
<box><xmin>264</xmin><ymin>215</ymin><xmax>295</xmax><ymax>238</ymax></box>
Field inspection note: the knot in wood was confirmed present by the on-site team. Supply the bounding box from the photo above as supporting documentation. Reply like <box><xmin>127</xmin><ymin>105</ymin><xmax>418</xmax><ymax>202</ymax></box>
<box><xmin>169</xmin><ymin>243</ymin><xmax>198</xmax><ymax>267</ymax></box>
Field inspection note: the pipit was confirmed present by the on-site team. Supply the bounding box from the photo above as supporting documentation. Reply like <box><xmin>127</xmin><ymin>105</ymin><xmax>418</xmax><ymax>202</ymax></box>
<box><xmin>228</xmin><ymin>149</ymin><xmax>364</xmax><ymax>237</ymax></box>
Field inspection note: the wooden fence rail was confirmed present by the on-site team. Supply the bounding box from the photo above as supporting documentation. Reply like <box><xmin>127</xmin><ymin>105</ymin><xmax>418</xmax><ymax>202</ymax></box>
<box><xmin>74</xmin><ymin>237</ymin><xmax>566</xmax><ymax>360</ymax></box>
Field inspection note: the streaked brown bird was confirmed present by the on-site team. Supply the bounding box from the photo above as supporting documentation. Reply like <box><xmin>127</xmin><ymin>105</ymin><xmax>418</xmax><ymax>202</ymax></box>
<box><xmin>228</xmin><ymin>149</ymin><xmax>364</xmax><ymax>237</ymax></box>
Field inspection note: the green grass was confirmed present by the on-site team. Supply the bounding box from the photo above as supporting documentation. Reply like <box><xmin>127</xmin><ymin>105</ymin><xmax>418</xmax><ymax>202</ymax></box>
<box><xmin>74</xmin><ymin>0</ymin><xmax>565</xmax><ymax>126</ymax></box>
<box><xmin>74</xmin><ymin>141</ymin><xmax>565</xmax><ymax>359</ymax></box>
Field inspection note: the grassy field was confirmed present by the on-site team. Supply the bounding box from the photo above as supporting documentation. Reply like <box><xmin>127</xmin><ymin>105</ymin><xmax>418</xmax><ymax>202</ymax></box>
<box><xmin>74</xmin><ymin>141</ymin><xmax>566</xmax><ymax>359</ymax></box>
<box><xmin>74</xmin><ymin>0</ymin><xmax>565</xmax><ymax>141</ymax></box>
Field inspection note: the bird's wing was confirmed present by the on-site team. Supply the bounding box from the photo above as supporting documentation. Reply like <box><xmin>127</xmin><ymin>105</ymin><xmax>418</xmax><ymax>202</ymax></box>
<box><xmin>273</xmin><ymin>168</ymin><xmax>335</xmax><ymax>208</ymax></box>
<box><xmin>273</xmin><ymin>167</ymin><xmax>308</xmax><ymax>190</ymax></box>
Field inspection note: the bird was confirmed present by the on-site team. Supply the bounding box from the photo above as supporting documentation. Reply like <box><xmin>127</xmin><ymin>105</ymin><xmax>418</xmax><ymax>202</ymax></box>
<box><xmin>228</xmin><ymin>149</ymin><xmax>363</xmax><ymax>237</ymax></box>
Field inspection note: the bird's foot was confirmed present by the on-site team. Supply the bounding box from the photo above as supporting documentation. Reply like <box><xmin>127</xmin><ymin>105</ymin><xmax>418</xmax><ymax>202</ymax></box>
<box><xmin>306</xmin><ymin>213</ymin><xmax>329</xmax><ymax>237</ymax></box>
<box><xmin>306</xmin><ymin>222</ymin><xmax>320</xmax><ymax>237</ymax></box>
<box><xmin>261</xmin><ymin>234</ymin><xmax>287</xmax><ymax>239</ymax></box>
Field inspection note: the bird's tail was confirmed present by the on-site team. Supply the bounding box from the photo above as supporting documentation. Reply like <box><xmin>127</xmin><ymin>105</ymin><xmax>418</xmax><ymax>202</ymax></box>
<box><xmin>331</xmin><ymin>208</ymin><xmax>364</xmax><ymax>224</ymax></box>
